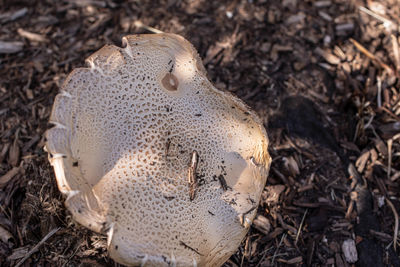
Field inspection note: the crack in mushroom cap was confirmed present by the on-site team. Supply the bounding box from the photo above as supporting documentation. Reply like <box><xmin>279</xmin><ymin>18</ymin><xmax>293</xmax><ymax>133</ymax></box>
<box><xmin>46</xmin><ymin>33</ymin><xmax>271</xmax><ymax>267</ymax></box>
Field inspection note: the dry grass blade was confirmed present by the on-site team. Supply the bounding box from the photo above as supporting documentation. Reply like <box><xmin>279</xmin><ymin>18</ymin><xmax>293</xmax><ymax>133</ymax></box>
<box><xmin>133</xmin><ymin>21</ymin><xmax>163</xmax><ymax>33</ymax></box>
<box><xmin>350</xmin><ymin>38</ymin><xmax>394</xmax><ymax>75</ymax></box>
<box><xmin>271</xmin><ymin>233</ymin><xmax>286</xmax><ymax>265</ymax></box>
<box><xmin>295</xmin><ymin>209</ymin><xmax>308</xmax><ymax>245</ymax></box>
<box><xmin>255</xmin><ymin>247</ymin><xmax>274</xmax><ymax>267</ymax></box>
<box><xmin>15</xmin><ymin>227</ymin><xmax>60</xmax><ymax>267</ymax></box>
<box><xmin>358</xmin><ymin>6</ymin><xmax>397</xmax><ymax>30</ymax></box>
<box><xmin>385</xmin><ymin>199</ymin><xmax>399</xmax><ymax>251</ymax></box>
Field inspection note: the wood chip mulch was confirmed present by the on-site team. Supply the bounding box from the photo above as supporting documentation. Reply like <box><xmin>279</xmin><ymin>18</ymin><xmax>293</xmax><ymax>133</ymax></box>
<box><xmin>1</xmin><ymin>0</ymin><xmax>399</xmax><ymax>266</ymax></box>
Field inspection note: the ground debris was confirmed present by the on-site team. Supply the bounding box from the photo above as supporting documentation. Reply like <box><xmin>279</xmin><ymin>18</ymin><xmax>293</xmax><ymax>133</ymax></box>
<box><xmin>1</xmin><ymin>0</ymin><xmax>399</xmax><ymax>266</ymax></box>
<box><xmin>0</xmin><ymin>166</ymin><xmax>20</xmax><ymax>188</ymax></box>
<box><xmin>0</xmin><ymin>41</ymin><xmax>23</xmax><ymax>54</ymax></box>
<box><xmin>252</xmin><ymin>215</ymin><xmax>271</xmax><ymax>235</ymax></box>
<box><xmin>342</xmin><ymin>239</ymin><xmax>358</xmax><ymax>263</ymax></box>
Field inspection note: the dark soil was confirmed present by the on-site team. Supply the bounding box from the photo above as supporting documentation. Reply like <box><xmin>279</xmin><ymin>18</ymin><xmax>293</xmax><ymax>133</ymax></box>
<box><xmin>1</xmin><ymin>0</ymin><xmax>400</xmax><ymax>266</ymax></box>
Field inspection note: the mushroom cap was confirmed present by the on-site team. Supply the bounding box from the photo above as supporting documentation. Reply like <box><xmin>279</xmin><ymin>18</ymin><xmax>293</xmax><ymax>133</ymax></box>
<box><xmin>46</xmin><ymin>33</ymin><xmax>271</xmax><ymax>267</ymax></box>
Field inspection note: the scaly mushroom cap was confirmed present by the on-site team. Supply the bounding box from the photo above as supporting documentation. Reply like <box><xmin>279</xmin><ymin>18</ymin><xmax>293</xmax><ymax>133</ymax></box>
<box><xmin>46</xmin><ymin>33</ymin><xmax>271</xmax><ymax>267</ymax></box>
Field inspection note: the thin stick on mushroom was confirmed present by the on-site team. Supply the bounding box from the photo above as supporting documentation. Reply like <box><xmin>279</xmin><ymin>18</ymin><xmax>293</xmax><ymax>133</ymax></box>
<box><xmin>218</xmin><ymin>174</ymin><xmax>229</xmax><ymax>191</ymax></box>
<box><xmin>165</xmin><ymin>138</ymin><xmax>171</xmax><ymax>158</ymax></box>
<box><xmin>188</xmin><ymin>151</ymin><xmax>199</xmax><ymax>201</ymax></box>
<box><xmin>180</xmin><ymin>240</ymin><xmax>203</xmax><ymax>256</ymax></box>
<box><xmin>240</xmin><ymin>206</ymin><xmax>257</xmax><ymax>227</ymax></box>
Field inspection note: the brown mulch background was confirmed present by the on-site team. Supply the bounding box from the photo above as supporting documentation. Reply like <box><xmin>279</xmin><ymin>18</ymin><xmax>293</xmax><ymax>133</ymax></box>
<box><xmin>1</xmin><ymin>0</ymin><xmax>400</xmax><ymax>266</ymax></box>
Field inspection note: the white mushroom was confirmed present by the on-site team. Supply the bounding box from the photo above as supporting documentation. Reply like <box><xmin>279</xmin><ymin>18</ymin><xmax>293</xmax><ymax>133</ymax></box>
<box><xmin>45</xmin><ymin>33</ymin><xmax>271</xmax><ymax>267</ymax></box>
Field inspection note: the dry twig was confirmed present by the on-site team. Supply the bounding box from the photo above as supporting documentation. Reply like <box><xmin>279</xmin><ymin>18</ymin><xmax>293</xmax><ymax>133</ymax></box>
<box><xmin>15</xmin><ymin>227</ymin><xmax>60</xmax><ymax>267</ymax></box>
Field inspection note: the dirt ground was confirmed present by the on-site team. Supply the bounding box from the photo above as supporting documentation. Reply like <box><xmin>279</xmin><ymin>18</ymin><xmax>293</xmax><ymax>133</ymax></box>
<box><xmin>1</xmin><ymin>0</ymin><xmax>400</xmax><ymax>266</ymax></box>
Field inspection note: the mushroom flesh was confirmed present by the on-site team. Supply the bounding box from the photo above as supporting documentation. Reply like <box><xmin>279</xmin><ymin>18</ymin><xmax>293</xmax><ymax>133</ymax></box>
<box><xmin>46</xmin><ymin>33</ymin><xmax>271</xmax><ymax>267</ymax></box>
